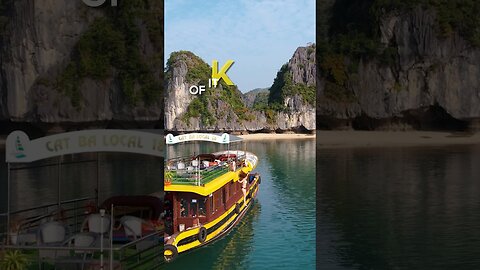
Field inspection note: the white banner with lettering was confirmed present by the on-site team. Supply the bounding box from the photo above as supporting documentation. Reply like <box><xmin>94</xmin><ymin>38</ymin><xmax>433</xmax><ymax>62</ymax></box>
<box><xmin>165</xmin><ymin>133</ymin><xmax>230</xmax><ymax>145</ymax></box>
<box><xmin>5</xmin><ymin>130</ymin><xmax>164</xmax><ymax>163</ymax></box>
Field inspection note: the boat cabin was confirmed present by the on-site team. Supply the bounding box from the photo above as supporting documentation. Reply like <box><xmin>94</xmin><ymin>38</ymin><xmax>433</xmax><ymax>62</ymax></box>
<box><xmin>164</xmin><ymin>149</ymin><xmax>259</xmax><ymax>235</ymax></box>
<box><xmin>165</xmin><ymin>176</ymin><xmax>247</xmax><ymax>235</ymax></box>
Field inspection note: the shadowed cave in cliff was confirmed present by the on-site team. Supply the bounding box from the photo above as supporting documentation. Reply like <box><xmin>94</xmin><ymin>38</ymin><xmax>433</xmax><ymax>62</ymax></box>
<box><xmin>354</xmin><ymin>106</ymin><xmax>469</xmax><ymax>131</ymax></box>
<box><xmin>318</xmin><ymin>105</ymin><xmax>470</xmax><ymax>131</ymax></box>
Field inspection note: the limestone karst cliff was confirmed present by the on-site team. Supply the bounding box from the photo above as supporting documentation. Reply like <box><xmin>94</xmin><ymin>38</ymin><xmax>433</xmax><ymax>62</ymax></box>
<box><xmin>0</xmin><ymin>0</ymin><xmax>163</xmax><ymax>132</ymax></box>
<box><xmin>318</xmin><ymin>0</ymin><xmax>480</xmax><ymax>130</ymax></box>
<box><xmin>243</xmin><ymin>88</ymin><xmax>269</xmax><ymax>109</ymax></box>
<box><xmin>164</xmin><ymin>45</ymin><xmax>316</xmax><ymax>132</ymax></box>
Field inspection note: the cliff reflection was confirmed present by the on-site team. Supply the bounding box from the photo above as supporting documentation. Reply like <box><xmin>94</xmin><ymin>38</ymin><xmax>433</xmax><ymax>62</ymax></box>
<box><xmin>318</xmin><ymin>145</ymin><xmax>480</xmax><ymax>270</ymax></box>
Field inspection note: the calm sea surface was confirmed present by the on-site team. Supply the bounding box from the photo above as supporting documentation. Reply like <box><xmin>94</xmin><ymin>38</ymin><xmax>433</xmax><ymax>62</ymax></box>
<box><xmin>3</xmin><ymin>140</ymin><xmax>479</xmax><ymax>269</ymax></box>
<box><xmin>317</xmin><ymin>145</ymin><xmax>480</xmax><ymax>270</ymax></box>
<box><xmin>164</xmin><ymin>139</ymin><xmax>316</xmax><ymax>270</ymax></box>
<box><xmin>0</xmin><ymin>139</ymin><xmax>316</xmax><ymax>269</ymax></box>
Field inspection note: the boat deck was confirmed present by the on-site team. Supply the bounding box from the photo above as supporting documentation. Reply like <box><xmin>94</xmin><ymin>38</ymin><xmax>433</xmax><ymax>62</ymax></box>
<box><xmin>165</xmin><ymin>151</ymin><xmax>250</xmax><ymax>186</ymax></box>
<box><xmin>166</xmin><ymin>158</ymin><xmax>237</xmax><ymax>186</ymax></box>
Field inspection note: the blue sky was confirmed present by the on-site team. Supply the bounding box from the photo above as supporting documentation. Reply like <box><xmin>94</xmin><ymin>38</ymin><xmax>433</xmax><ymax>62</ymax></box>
<box><xmin>165</xmin><ymin>0</ymin><xmax>315</xmax><ymax>92</ymax></box>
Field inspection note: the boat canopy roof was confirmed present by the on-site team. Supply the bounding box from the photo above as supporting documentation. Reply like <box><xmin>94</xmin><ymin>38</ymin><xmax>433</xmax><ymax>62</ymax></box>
<box><xmin>5</xmin><ymin>129</ymin><xmax>163</xmax><ymax>163</ymax></box>
<box><xmin>165</xmin><ymin>133</ymin><xmax>243</xmax><ymax>145</ymax></box>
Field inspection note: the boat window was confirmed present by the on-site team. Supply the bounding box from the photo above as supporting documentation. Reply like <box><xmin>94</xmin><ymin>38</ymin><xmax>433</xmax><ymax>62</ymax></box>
<box><xmin>190</xmin><ymin>199</ymin><xmax>198</xmax><ymax>217</ymax></box>
<box><xmin>199</xmin><ymin>198</ymin><xmax>207</xmax><ymax>217</ymax></box>
<box><xmin>222</xmin><ymin>187</ymin><xmax>226</xmax><ymax>205</ymax></box>
<box><xmin>180</xmin><ymin>198</ymin><xmax>188</xmax><ymax>217</ymax></box>
<box><xmin>210</xmin><ymin>195</ymin><xmax>214</xmax><ymax>214</ymax></box>
<box><xmin>215</xmin><ymin>191</ymin><xmax>222</xmax><ymax>212</ymax></box>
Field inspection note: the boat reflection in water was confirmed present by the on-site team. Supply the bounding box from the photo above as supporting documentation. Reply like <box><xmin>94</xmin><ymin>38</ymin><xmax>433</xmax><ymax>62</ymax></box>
<box><xmin>211</xmin><ymin>203</ymin><xmax>260</xmax><ymax>270</ymax></box>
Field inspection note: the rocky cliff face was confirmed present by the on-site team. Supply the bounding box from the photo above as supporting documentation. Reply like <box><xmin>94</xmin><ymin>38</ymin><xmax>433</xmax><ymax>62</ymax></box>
<box><xmin>318</xmin><ymin>5</ymin><xmax>480</xmax><ymax>130</ymax></box>
<box><xmin>0</xmin><ymin>0</ymin><xmax>163</xmax><ymax>131</ymax></box>
<box><xmin>165</xmin><ymin>45</ymin><xmax>316</xmax><ymax>132</ymax></box>
<box><xmin>277</xmin><ymin>45</ymin><xmax>316</xmax><ymax>131</ymax></box>
<box><xmin>164</xmin><ymin>56</ymin><xmax>194</xmax><ymax>130</ymax></box>
<box><xmin>289</xmin><ymin>44</ymin><xmax>316</xmax><ymax>87</ymax></box>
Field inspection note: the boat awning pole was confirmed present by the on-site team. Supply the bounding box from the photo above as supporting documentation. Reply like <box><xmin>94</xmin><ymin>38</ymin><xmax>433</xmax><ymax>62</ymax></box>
<box><xmin>100</xmin><ymin>209</ymin><xmax>105</xmax><ymax>269</ymax></box>
<box><xmin>227</xmin><ymin>139</ymin><xmax>230</xmax><ymax>169</ymax></box>
<box><xmin>110</xmin><ymin>203</ymin><xmax>114</xmax><ymax>270</ymax></box>
<box><xmin>195</xmin><ymin>140</ymin><xmax>199</xmax><ymax>186</ymax></box>
<box><xmin>57</xmin><ymin>155</ymin><xmax>62</xmax><ymax>208</ymax></box>
<box><xmin>96</xmin><ymin>153</ymin><xmax>100</xmax><ymax>206</ymax></box>
<box><xmin>6</xmin><ymin>162</ymin><xmax>10</xmax><ymax>239</ymax></box>
<box><xmin>244</xmin><ymin>141</ymin><xmax>247</xmax><ymax>161</ymax></box>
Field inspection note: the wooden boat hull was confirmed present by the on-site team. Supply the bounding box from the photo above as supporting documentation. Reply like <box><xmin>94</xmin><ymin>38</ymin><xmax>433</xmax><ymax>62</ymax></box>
<box><xmin>164</xmin><ymin>174</ymin><xmax>260</xmax><ymax>262</ymax></box>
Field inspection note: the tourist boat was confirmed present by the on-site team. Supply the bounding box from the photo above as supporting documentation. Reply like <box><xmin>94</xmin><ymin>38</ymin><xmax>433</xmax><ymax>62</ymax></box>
<box><xmin>1</xmin><ymin>130</ymin><xmax>164</xmax><ymax>269</ymax></box>
<box><xmin>163</xmin><ymin>133</ymin><xmax>261</xmax><ymax>262</ymax></box>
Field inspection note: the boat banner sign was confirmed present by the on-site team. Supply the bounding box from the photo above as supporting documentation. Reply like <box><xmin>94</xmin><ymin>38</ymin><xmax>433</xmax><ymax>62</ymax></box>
<box><xmin>166</xmin><ymin>133</ymin><xmax>230</xmax><ymax>144</ymax></box>
<box><xmin>5</xmin><ymin>130</ymin><xmax>164</xmax><ymax>163</ymax></box>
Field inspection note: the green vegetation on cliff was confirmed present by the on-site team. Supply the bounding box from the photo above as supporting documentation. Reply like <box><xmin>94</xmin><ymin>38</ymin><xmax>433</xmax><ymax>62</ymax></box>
<box><xmin>268</xmin><ymin>64</ymin><xmax>288</xmax><ymax>110</ymax></box>
<box><xmin>319</xmin><ymin>0</ymin><xmax>480</xmax><ymax>102</ymax></box>
<box><xmin>166</xmin><ymin>51</ymin><xmax>255</xmax><ymax>126</ymax></box>
<box><xmin>183</xmin><ymin>93</ymin><xmax>216</xmax><ymax>126</ymax></box>
<box><xmin>167</xmin><ymin>49</ymin><xmax>314</xmax><ymax>126</ymax></box>
<box><xmin>56</xmin><ymin>0</ymin><xmax>162</xmax><ymax>108</ymax></box>
<box><xmin>252</xmin><ymin>92</ymin><xmax>269</xmax><ymax>110</ymax></box>
<box><xmin>268</xmin><ymin>64</ymin><xmax>316</xmax><ymax>111</ymax></box>
<box><xmin>166</xmin><ymin>50</ymin><xmax>211</xmax><ymax>85</ymax></box>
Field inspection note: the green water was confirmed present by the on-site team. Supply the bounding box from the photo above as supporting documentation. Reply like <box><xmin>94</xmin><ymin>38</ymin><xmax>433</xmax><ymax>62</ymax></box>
<box><xmin>165</xmin><ymin>139</ymin><xmax>316</xmax><ymax>270</ymax></box>
<box><xmin>317</xmin><ymin>145</ymin><xmax>480</xmax><ymax>270</ymax></box>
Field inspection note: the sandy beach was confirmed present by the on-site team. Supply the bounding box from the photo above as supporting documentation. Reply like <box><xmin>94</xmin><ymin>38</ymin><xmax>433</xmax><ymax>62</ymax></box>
<box><xmin>239</xmin><ymin>131</ymin><xmax>480</xmax><ymax>147</ymax></box>
<box><xmin>238</xmin><ymin>133</ymin><xmax>316</xmax><ymax>141</ymax></box>
<box><xmin>1</xmin><ymin>131</ymin><xmax>479</xmax><ymax>148</ymax></box>
<box><xmin>317</xmin><ymin>131</ymin><xmax>480</xmax><ymax>148</ymax></box>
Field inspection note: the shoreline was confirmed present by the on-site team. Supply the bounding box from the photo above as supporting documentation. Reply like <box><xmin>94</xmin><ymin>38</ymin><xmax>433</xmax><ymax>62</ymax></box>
<box><xmin>2</xmin><ymin>131</ymin><xmax>480</xmax><ymax>147</ymax></box>
<box><xmin>238</xmin><ymin>133</ymin><xmax>316</xmax><ymax>141</ymax></box>
<box><xmin>317</xmin><ymin>131</ymin><xmax>480</xmax><ymax>148</ymax></box>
